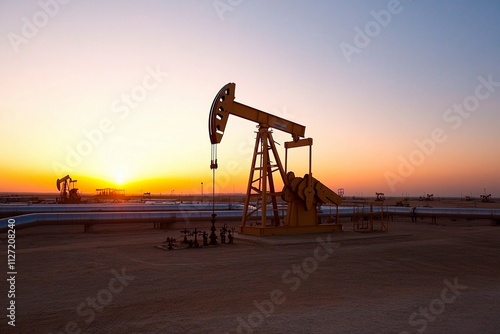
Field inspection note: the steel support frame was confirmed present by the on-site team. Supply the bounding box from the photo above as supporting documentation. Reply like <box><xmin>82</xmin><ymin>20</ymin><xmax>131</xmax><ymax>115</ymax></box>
<box><xmin>242</xmin><ymin>127</ymin><xmax>286</xmax><ymax>228</ymax></box>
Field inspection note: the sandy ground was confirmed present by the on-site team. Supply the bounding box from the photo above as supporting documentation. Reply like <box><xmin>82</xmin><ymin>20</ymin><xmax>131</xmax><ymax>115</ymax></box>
<box><xmin>1</xmin><ymin>212</ymin><xmax>499</xmax><ymax>333</ymax></box>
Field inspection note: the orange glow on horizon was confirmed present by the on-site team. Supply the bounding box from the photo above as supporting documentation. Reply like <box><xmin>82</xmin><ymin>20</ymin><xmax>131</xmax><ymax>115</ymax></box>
<box><xmin>1</xmin><ymin>156</ymin><xmax>498</xmax><ymax>198</ymax></box>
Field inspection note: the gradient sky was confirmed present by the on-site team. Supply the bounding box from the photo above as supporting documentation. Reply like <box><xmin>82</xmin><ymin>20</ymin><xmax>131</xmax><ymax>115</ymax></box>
<box><xmin>1</xmin><ymin>0</ymin><xmax>499</xmax><ymax>197</ymax></box>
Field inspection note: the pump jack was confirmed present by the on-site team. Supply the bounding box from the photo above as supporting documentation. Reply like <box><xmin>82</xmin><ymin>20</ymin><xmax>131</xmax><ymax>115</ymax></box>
<box><xmin>209</xmin><ymin>83</ymin><xmax>342</xmax><ymax>235</ymax></box>
<box><xmin>56</xmin><ymin>175</ymin><xmax>81</xmax><ymax>204</ymax></box>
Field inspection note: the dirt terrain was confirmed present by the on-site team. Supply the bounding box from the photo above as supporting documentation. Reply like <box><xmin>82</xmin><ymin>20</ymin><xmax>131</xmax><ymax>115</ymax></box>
<box><xmin>1</xmin><ymin>212</ymin><xmax>499</xmax><ymax>333</ymax></box>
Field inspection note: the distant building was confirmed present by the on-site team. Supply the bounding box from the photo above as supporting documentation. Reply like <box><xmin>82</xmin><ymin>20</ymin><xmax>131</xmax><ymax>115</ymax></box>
<box><xmin>95</xmin><ymin>188</ymin><xmax>125</xmax><ymax>198</ymax></box>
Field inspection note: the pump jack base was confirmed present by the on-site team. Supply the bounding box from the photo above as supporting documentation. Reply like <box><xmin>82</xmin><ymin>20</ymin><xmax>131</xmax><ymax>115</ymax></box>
<box><xmin>240</xmin><ymin>224</ymin><xmax>342</xmax><ymax>236</ymax></box>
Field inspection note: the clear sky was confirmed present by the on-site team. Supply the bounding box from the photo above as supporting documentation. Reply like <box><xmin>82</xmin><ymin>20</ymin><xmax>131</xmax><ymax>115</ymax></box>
<box><xmin>1</xmin><ymin>0</ymin><xmax>499</xmax><ymax>198</ymax></box>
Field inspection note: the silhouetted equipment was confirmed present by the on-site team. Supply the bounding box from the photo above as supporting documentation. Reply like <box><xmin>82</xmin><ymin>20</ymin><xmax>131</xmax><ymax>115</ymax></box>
<box><xmin>203</xmin><ymin>231</ymin><xmax>208</xmax><ymax>246</ymax></box>
<box><xmin>352</xmin><ymin>203</ymin><xmax>389</xmax><ymax>233</ymax></box>
<box><xmin>155</xmin><ymin>225</ymin><xmax>235</xmax><ymax>251</ymax></box>
<box><xmin>220</xmin><ymin>223</ymin><xmax>227</xmax><ymax>244</ymax></box>
<box><xmin>209</xmin><ymin>215</ymin><xmax>218</xmax><ymax>245</ymax></box>
<box><xmin>209</xmin><ymin>83</ymin><xmax>342</xmax><ymax>235</ymax></box>
<box><xmin>56</xmin><ymin>175</ymin><xmax>81</xmax><ymax>204</ymax></box>
<box><xmin>481</xmin><ymin>194</ymin><xmax>492</xmax><ymax>203</ymax></box>
<box><xmin>95</xmin><ymin>188</ymin><xmax>125</xmax><ymax>198</ymax></box>
<box><xmin>192</xmin><ymin>228</ymin><xmax>201</xmax><ymax>248</ymax></box>
<box><xmin>375</xmin><ymin>192</ymin><xmax>385</xmax><ymax>202</ymax></box>
<box><xmin>181</xmin><ymin>228</ymin><xmax>190</xmax><ymax>244</ymax></box>
<box><xmin>165</xmin><ymin>237</ymin><xmax>174</xmax><ymax>250</ymax></box>
<box><xmin>419</xmin><ymin>194</ymin><xmax>434</xmax><ymax>201</ymax></box>
<box><xmin>228</xmin><ymin>227</ymin><xmax>235</xmax><ymax>244</ymax></box>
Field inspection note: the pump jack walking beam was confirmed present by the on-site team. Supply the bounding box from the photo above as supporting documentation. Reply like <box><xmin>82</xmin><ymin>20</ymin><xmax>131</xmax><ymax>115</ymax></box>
<box><xmin>209</xmin><ymin>83</ymin><xmax>306</xmax><ymax>145</ymax></box>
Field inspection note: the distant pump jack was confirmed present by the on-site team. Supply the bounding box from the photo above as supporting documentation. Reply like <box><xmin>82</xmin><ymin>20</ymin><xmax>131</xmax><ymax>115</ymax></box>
<box><xmin>56</xmin><ymin>175</ymin><xmax>80</xmax><ymax>204</ymax></box>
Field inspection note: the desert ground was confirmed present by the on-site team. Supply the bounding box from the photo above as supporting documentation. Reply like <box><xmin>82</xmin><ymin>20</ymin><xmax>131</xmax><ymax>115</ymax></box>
<box><xmin>1</xmin><ymin>200</ymin><xmax>499</xmax><ymax>334</ymax></box>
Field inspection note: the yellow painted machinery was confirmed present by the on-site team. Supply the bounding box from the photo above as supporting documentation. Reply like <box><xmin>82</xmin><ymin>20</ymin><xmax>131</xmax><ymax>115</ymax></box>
<box><xmin>282</xmin><ymin>172</ymin><xmax>342</xmax><ymax>227</ymax></box>
<box><xmin>209</xmin><ymin>83</ymin><xmax>342</xmax><ymax>235</ymax></box>
<box><xmin>56</xmin><ymin>175</ymin><xmax>81</xmax><ymax>204</ymax></box>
